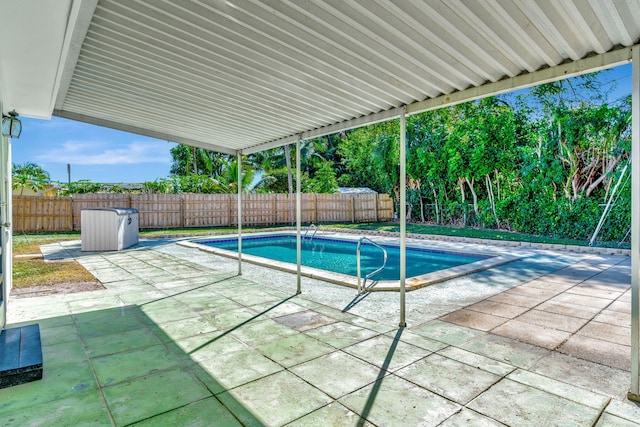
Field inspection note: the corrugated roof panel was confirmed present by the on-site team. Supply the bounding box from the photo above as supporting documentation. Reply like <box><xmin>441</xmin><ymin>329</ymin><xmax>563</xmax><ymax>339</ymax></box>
<box><xmin>46</xmin><ymin>0</ymin><xmax>640</xmax><ymax>153</ymax></box>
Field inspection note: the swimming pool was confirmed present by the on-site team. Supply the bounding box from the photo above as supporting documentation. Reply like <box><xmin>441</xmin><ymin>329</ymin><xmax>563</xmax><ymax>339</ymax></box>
<box><xmin>183</xmin><ymin>232</ymin><xmax>518</xmax><ymax>291</ymax></box>
<box><xmin>198</xmin><ymin>235</ymin><xmax>487</xmax><ymax>280</ymax></box>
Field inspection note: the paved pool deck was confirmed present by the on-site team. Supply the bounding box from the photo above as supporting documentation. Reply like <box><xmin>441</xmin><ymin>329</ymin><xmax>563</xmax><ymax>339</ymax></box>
<box><xmin>2</xmin><ymin>235</ymin><xmax>640</xmax><ymax>426</ymax></box>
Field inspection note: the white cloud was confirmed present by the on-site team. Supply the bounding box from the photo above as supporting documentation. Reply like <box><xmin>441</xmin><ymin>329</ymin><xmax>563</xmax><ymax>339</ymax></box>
<box><xmin>36</xmin><ymin>139</ymin><xmax>172</xmax><ymax>165</ymax></box>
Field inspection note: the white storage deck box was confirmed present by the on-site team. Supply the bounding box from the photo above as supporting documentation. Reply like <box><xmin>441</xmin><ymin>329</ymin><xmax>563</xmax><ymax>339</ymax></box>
<box><xmin>81</xmin><ymin>208</ymin><xmax>139</xmax><ymax>251</ymax></box>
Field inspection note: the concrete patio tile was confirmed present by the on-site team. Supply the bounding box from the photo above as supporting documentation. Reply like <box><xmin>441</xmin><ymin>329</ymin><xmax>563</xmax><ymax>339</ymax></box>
<box><xmin>461</xmin><ymin>334</ymin><xmax>549</xmax><ymax>369</ymax></box>
<box><xmin>38</xmin><ymin>322</ymin><xmax>79</xmax><ymax>346</ymax></box>
<box><xmin>0</xmin><ymin>390</ymin><xmax>111</xmax><ymax>427</ymax></box>
<box><xmin>84</xmin><ymin>326</ymin><xmax>163</xmax><ymax>358</ymax></box>
<box><xmin>230</xmin><ymin>318</ymin><xmax>299</xmax><ymax>346</ymax></box>
<box><xmin>253</xmin><ymin>333</ymin><xmax>337</xmax><ymax>368</ymax></box>
<box><xmin>174</xmin><ymin>331</ymin><xmax>247</xmax><ymax>360</ymax></box>
<box><xmin>395</xmin><ymin>354</ymin><xmax>501</xmax><ymax>404</ymax></box>
<box><xmin>487</xmin><ymin>292</ymin><xmax>547</xmax><ymax>308</ymax></box>
<box><xmin>342</xmin><ymin>316</ymin><xmax>397</xmax><ymax>334</ymax></box>
<box><xmin>440</xmin><ymin>309</ymin><xmax>509</xmax><ymax>331</ymax></box>
<box><xmin>578</xmin><ymin>322</ymin><xmax>630</xmax><ymax>346</ymax></box>
<box><xmin>595</xmin><ymin>413</ymin><xmax>640</xmax><ymax>426</ymax></box>
<box><xmin>247</xmin><ymin>300</ymin><xmax>310</xmax><ymax>319</ymax></box>
<box><xmin>62</xmin><ymin>289</ymin><xmax>112</xmax><ymax>302</ymax></box>
<box><xmin>194</xmin><ymin>347</ymin><xmax>284</xmax><ymax>393</ymax></box>
<box><xmin>549</xmin><ymin>293</ymin><xmax>612</xmax><ymax>309</ymax></box>
<box><xmin>604</xmin><ymin>399</ymin><xmax>640</xmax><ymax>425</ymax></box>
<box><xmin>468</xmin><ymin>379</ymin><xmax>601</xmax><ymax>426</ymax></box>
<box><xmin>285</xmin><ymin>402</ymin><xmax>374</xmax><ymax>426</ymax></box>
<box><xmin>67</xmin><ymin>295</ymin><xmax>122</xmax><ymax>313</ymax></box>
<box><xmin>202</xmin><ymin>306</ymin><xmax>261</xmax><ymax>330</ymax></box>
<box><xmin>439</xmin><ymin>408</ymin><xmax>506</xmax><ymax>426</ymax></box>
<box><xmin>492</xmin><ymin>319</ymin><xmax>571</xmax><ymax>350</ymax></box>
<box><xmin>619</xmin><ymin>290</ymin><xmax>632</xmax><ymax>302</ymax></box>
<box><xmin>91</xmin><ymin>344</ymin><xmax>185</xmax><ymax>386</ymax></box>
<box><xmin>531</xmin><ymin>352</ymin><xmax>631</xmax><ymax>399</ymax></box>
<box><xmin>518</xmin><ymin>280</ymin><xmax>574</xmax><ymax>292</ymax></box>
<box><xmin>7</xmin><ymin>299</ymin><xmax>72</xmax><ymax>321</ymax></box>
<box><xmin>11</xmin><ymin>313</ymin><xmax>74</xmax><ymax>330</ymax></box>
<box><xmin>117</xmin><ymin>289</ymin><xmax>169</xmax><ymax>304</ymax></box>
<box><xmin>176</xmin><ymin>294</ymin><xmax>244</xmax><ymax>314</ymax></box>
<box><xmin>0</xmin><ymin>361</ymin><xmax>96</xmax><ymax>413</ymax></box>
<box><xmin>154</xmin><ymin>315</ymin><xmax>219</xmax><ymax>342</ymax></box>
<box><xmin>437</xmin><ymin>346</ymin><xmax>515</xmax><ymax>376</ymax></box>
<box><xmin>102</xmin><ymin>368</ymin><xmax>211</xmax><ymax>426</ymax></box>
<box><xmin>558</xmin><ymin>335</ymin><xmax>630</xmax><ymax>371</ymax></box>
<box><xmin>137</xmin><ymin>297</ymin><xmax>185</xmax><ymax>312</ymax></box>
<box><xmin>151</xmin><ymin>278</ymin><xmax>201</xmax><ymax>290</ymax></box>
<box><xmin>342</xmin><ymin>334</ymin><xmax>431</xmax><ymax>372</ymax></box>
<box><xmin>409</xmin><ymin>319</ymin><xmax>486</xmax><ymax>346</ymax></box>
<box><xmin>307</xmin><ymin>304</ymin><xmax>359</xmax><ymax>322</ymax></box>
<box><xmin>534</xmin><ymin>273</ymin><xmax>583</xmax><ymax>286</ymax></box>
<box><xmin>594</xmin><ymin>310</ymin><xmax>631</xmax><ymax>327</ymax></box>
<box><xmin>102</xmin><ymin>279</ymin><xmax>154</xmax><ymax>291</ymax></box>
<box><xmin>507</xmin><ymin>369</ymin><xmax>609</xmax><ymax>409</ymax></box>
<box><xmin>273</xmin><ymin>310</ymin><xmax>338</xmax><ymax>332</ymax></box>
<box><xmin>74</xmin><ymin>307</ymin><xmax>147</xmax><ymax>338</ymax></box>
<box><xmin>304</xmin><ymin>322</ymin><xmax>380</xmax><ymax>349</ymax></box>
<box><xmin>141</xmin><ymin>304</ymin><xmax>201</xmax><ymax>325</ymax></box>
<box><xmin>291</xmin><ymin>351</ymin><xmax>382</xmax><ymax>399</ymax></box>
<box><xmin>91</xmin><ymin>272</ymin><xmax>133</xmax><ymax>284</ymax></box>
<box><xmin>213</xmin><ymin>282</ymin><xmax>261</xmax><ymax>299</ymax></box>
<box><xmin>218</xmin><ymin>370</ymin><xmax>332</xmax><ymax>426</ymax></box>
<box><xmin>228</xmin><ymin>289</ymin><xmax>287</xmax><ymax>307</ymax></box>
<box><xmin>516</xmin><ymin>309</ymin><xmax>590</xmax><ymax>332</ymax></box>
<box><xmin>42</xmin><ymin>337</ymin><xmax>88</xmax><ymax>369</ymax></box>
<box><xmin>466</xmin><ymin>300</ymin><xmax>529</xmax><ymax>318</ymax></box>
<box><xmin>388</xmin><ymin>329</ymin><xmax>448</xmax><ymax>352</ymax></box>
<box><xmin>608</xmin><ymin>300</ymin><xmax>632</xmax><ymax>314</ymax></box>
<box><xmin>536</xmin><ymin>300</ymin><xmax>601</xmax><ymax>319</ymax></box>
<box><xmin>567</xmin><ymin>284</ymin><xmax>625</xmax><ymax>300</ymax></box>
<box><xmin>339</xmin><ymin>375</ymin><xmax>460</xmax><ymax>426</ymax></box>
<box><xmin>506</xmin><ymin>286</ymin><xmax>561</xmax><ymax>299</ymax></box>
<box><xmin>132</xmin><ymin>397</ymin><xmax>242</xmax><ymax>426</ymax></box>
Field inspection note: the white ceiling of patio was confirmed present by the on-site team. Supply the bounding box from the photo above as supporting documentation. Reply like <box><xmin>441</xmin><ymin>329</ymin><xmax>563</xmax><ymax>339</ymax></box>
<box><xmin>2</xmin><ymin>0</ymin><xmax>640</xmax><ymax>154</ymax></box>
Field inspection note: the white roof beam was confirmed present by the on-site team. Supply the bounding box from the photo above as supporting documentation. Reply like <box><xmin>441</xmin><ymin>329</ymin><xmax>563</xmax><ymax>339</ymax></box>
<box><xmin>53</xmin><ymin>0</ymin><xmax>98</xmax><ymax>111</ymax></box>
<box><xmin>246</xmin><ymin>46</ymin><xmax>635</xmax><ymax>155</ymax></box>
<box><xmin>53</xmin><ymin>109</ymin><xmax>237</xmax><ymax>155</ymax></box>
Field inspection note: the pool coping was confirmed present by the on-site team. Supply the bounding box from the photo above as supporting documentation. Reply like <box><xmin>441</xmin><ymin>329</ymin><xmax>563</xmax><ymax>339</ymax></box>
<box><xmin>178</xmin><ymin>231</ymin><xmax>520</xmax><ymax>292</ymax></box>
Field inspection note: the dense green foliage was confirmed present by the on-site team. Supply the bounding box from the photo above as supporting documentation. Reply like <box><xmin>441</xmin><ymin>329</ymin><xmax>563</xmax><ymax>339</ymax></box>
<box><xmin>12</xmin><ymin>162</ymin><xmax>50</xmax><ymax>195</ymax></box>
<box><xmin>334</xmin><ymin>76</ymin><xmax>631</xmax><ymax>242</ymax></box>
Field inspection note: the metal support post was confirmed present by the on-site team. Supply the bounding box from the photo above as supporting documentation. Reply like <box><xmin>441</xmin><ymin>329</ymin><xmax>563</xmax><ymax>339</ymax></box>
<box><xmin>0</xmin><ymin>124</ymin><xmax>12</xmax><ymax>332</ymax></box>
<box><xmin>296</xmin><ymin>137</ymin><xmax>302</xmax><ymax>294</ymax></box>
<box><xmin>237</xmin><ymin>150</ymin><xmax>242</xmax><ymax>276</ymax></box>
<box><xmin>630</xmin><ymin>47</ymin><xmax>640</xmax><ymax>402</ymax></box>
<box><xmin>399</xmin><ymin>106</ymin><xmax>407</xmax><ymax>327</ymax></box>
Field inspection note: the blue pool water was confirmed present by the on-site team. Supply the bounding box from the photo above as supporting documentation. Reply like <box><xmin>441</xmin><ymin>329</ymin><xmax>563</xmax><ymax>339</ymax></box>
<box><xmin>199</xmin><ymin>235</ymin><xmax>490</xmax><ymax>281</ymax></box>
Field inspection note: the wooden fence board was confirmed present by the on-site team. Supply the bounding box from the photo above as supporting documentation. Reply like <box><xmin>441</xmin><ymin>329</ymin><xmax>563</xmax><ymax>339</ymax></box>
<box><xmin>12</xmin><ymin>193</ymin><xmax>394</xmax><ymax>232</ymax></box>
<box><xmin>13</xmin><ymin>196</ymin><xmax>73</xmax><ymax>233</ymax></box>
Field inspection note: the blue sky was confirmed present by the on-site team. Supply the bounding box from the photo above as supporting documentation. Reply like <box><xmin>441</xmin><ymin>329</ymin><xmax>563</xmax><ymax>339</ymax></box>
<box><xmin>14</xmin><ymin>117</ymin><xmax>178</xmax><ymax>183</ymax></box>
<box><xmin>12</xmin><ymin>64</ymin><xmax>632</xmax><ymax>184</ymax></box>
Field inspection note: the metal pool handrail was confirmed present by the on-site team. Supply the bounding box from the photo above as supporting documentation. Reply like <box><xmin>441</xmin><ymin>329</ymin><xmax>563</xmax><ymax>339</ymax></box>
<box><xmin>357</xmin><ymin>236</ymin><xmax>388</xmax><ymax>294</ymax></box>
<box><xmin>303</xmin><ymin>223</ymin><xmax>322</xmax><ymax>241</ymax></box>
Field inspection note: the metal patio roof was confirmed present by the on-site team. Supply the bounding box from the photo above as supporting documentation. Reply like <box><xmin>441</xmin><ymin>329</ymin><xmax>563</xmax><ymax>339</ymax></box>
<box><xmin>2</xmin><ymin>0</ymin><xmax>640</xmax><ymax>154</ymax></box>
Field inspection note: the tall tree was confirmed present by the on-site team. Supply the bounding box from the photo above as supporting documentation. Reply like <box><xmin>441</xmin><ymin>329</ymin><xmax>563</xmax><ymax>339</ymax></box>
<box><xmin>170</xmin><ymin>144</ymin><xmax>229</xmax><ymax>177</ymax></box>
<box><xmin>12</xmin><ymin>162</ymin><xmax>50</xmax><ymax>196</ymax></box>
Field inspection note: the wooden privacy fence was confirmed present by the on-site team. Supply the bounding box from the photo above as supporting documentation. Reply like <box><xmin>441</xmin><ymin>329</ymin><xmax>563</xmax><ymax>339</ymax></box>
<box><xmin>13</xmin><ymin>193</ymin><xmax>394</xmax><ymax>233</ymax></box>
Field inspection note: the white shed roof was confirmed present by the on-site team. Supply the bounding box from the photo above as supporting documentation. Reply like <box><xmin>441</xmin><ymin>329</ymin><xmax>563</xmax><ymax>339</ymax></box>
<box><xmin>1</xmin><ymin>0</ymin><xmax>640</xmax><ymax>154</ymax></box>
